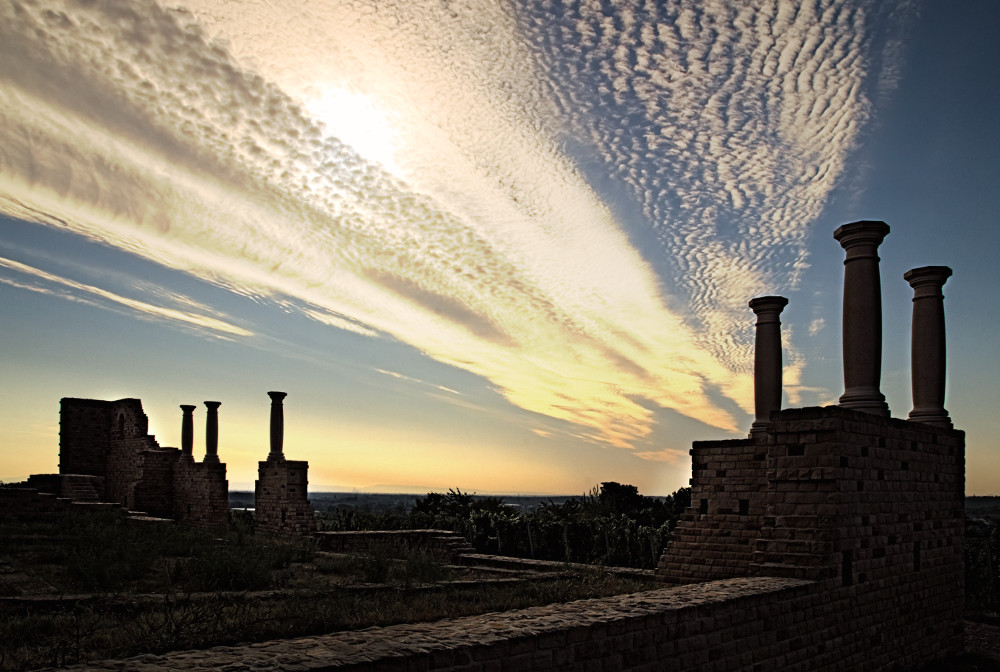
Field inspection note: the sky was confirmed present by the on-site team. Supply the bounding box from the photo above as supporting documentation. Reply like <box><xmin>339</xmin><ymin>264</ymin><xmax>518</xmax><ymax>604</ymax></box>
<box><xmin>1</xmin><ymin>0</ymin><xmax>997</xmax><ymax>496</ymax></box>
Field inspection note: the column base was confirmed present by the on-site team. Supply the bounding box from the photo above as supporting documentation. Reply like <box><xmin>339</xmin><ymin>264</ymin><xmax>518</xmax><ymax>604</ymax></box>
<box><xmin>908</xmin><ymin>407</ymin><xmax>952</xmax><ymax>429</ymax></box>
<box><xmin>203</xmin><ymin>455</ymin><xmax>220</xmax><ymax>464</ymax></box>
<box><xmin>749</xmin><ymin>420</ymin><xmax>772</xmax><ymax>437</ymax></box>
<box><xmin>838</xmin><ymin>387</ymin><xmax>890</xmax><ymax>416</ymax></box>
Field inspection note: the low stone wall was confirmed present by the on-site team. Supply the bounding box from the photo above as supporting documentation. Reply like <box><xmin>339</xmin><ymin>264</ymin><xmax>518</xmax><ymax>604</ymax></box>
<box><xmin>0</xmin><ymin>486</ymin><xmax>70</xmax><ymax>515</ymax></box>
<box><xmin>0</xmin><ymin>486</ymin><xmax>121</xmax><ymax>516</ymax></box>
<box><xmin>314</xmin><ymin>529</ymin><xmax>472</xmax><ymax>563</ymax></box>
<box><xmin>42</xmin><ymin>575</ymin><xmax>960</xmax><ymax>672</ymax></box>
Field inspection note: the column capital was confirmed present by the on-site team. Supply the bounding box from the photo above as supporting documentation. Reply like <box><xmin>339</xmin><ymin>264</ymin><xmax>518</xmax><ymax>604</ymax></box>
<box><xmin>904</xmin><ymin>266</ymin><xmax>952</xmax><ymax>297</ymax></box>
<box><xmin>268</xmin><ymin>391</ymin><xmax>287</xmax><ymax>403</ymax></box>
<box><xmin>204</xmin><ymin>400</ymin><xmax>221</xmax><ymax>410</ymax></box>
<box><xmin>749</xmin><ymin>296</ymin><xmax>789</xmax><ymax>323</ymax></box>
<box><xmin>834</xmin><ymin>220</ymin><xmax>890</xmax><ymax>253</ymax></box>
<box><xmin>180</xmin><ymin>404</ymin><xmax>196</xmax><ymax>413</ymax></box>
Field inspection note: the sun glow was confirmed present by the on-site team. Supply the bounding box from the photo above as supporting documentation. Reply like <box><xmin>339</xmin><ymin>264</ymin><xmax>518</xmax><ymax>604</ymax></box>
<box><xmin>304</xmin><ymin>87</ymin><xmax>403</xmax><ymax>177</ymax></box>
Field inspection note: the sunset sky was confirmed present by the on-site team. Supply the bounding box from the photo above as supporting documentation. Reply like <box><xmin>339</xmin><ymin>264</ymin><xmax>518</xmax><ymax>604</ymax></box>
<box><xmin>1</xmin><ymin>0</ymin><xmax>997</xmax><ymax>496</ymax></box>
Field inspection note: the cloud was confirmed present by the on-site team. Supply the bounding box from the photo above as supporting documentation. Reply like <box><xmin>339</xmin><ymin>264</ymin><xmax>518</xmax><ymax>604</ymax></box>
<box><xmin>517</xmin><ymin>0</ymin><xmax>888</xmax><ymax>360</ymax></box>
<box><xmin>633</xmin><ymin>449</ymin><xmax>686</xmax><ymax>464</ymax></box>
<box><xmin>376</xmin><ymin>368</ymin><xmax>461</xmax><ymax>396</ymax></box>
<box><xmin>0</xmin><ymin>255</ymin><xmax>252</xmax><ymax>338</ymax></box>
<box><xmin>0</xmin><ymin>0</ymin><xmax>887</xmax><ymax>450</ymax></box>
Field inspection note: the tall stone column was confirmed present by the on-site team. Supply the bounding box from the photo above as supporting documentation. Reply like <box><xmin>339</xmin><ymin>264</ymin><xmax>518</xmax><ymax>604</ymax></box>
<box><xmin>905</xmin><ymin>266</ymin><xmax>953</xmax><ymax>428</ymax></box>
<box><xmin>268</xmin><ymin>391</ymin><xmax>286</xmax><ymax>461</ymax></box>
<box><xmin>180</xmin><ymin>405</ymin><xmax>195</xmax><ymax>462</ymax></box>
<box><xmin>749</xmin><ymin>296</ymin><xmax>789</xmax><ymax>436</ymax></box>
<box><xmin>204</xmin><ymin>401</ymin><xmax>221</xmax><ymax>463</ymax></box>
<box><xmin>834</xmin><ymin>221</ymin><xmax>890</xmax><ymax>415</ymax></box>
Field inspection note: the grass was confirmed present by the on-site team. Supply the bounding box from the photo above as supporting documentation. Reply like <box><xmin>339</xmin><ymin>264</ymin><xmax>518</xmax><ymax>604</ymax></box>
<box><xmin>0</xmin><ymin>511</ymin><xmax>653</xmax><ymax>670</ymax></box>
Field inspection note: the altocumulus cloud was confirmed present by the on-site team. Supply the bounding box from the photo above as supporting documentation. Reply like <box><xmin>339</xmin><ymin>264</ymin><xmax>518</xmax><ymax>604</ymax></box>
<box><xmin>0</xmin><ymin>0</ymin><xmax>900</xmax><ymax>453</ymax></box>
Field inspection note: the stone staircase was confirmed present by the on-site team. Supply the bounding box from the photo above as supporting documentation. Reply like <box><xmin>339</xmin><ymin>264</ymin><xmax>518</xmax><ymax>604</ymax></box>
<box><xmin>59</xmin><ymin>474</ymin><xmax>105</xmax><ymax>503</ymax></box>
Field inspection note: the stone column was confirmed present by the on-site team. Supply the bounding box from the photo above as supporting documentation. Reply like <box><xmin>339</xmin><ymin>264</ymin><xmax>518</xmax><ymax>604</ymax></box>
<box><xmin>204</xmin><ymin>401</ymin><xmax>221</xmax><ymax>463</ymax></box>
<box><xmin>268</xmin><ymin>391</ymin><xmax>286</xmax><ymax>461</ymax></box>
<box><xmin>749</xmin><ymin>296</ymin><xmax>789</xmax><ymax>436</ymax></box>
<box><xmin>834</xmin><ymin>220</ymin><xmax>890</xmax><ymax>415</ymax></box>
<box><xmin>180</xmin><ymin>405</ymin><xmax>195</xmax><ymax>462</ymax></box>
<box><xmin>905</xmin><ymin>266</ymin><xmax>953</xmax><ymax>428</ymax></box>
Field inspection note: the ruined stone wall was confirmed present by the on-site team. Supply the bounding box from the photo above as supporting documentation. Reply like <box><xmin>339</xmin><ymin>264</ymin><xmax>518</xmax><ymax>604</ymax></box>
<box><xmin>59</xmin><ymin>398</ymin><xmax>111</xmax><ymax>477</ymax></box>
<box><xmin>0</xmin><ymin>486</ymin><xmax>70</xmax><ymax>515</ymax></box>
<box><xmin>655</xmin><ymin>405</ymin><xmax>964</xmax><ymax>668</ymax></box>
<box><xmin>255</xmin><ymin>460</ymin><xmax>316</xmax><ymax>535</ymax></box>
<box><xmin>105</xmin><ymin>438</ymin><xmax>164</xmax><ymax>509</ymax></box>
<box><xmin>173</xmin><ymin>461</ymin><xmax>229</xmax><ymax>530</ymax></box>
<box><xmin>656</xmin><ymin>437</ymin><xmax>768</xmax><ymax>582</ymax></box>
<box><xmin>56</xmin><ymin>397</ymin><xmax>229</xmax><ymax>528</ymax></box>
<box><xmin>133</xmin><ymin>449</ymin><xmax>180</xmax><ymax>517</ymax></box>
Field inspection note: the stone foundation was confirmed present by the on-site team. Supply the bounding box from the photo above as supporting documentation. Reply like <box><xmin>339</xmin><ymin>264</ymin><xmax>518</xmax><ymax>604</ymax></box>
<box><xmin>255</xmin><ymin>459</ymin><xmax>316</xmax><ymax>535</ymax></box>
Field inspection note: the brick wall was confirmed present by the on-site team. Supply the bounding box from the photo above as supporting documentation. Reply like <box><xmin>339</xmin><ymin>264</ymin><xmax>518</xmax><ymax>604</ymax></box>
<box><xmin>255</xmin><ymin>459</ymin><xmax>317</xmax><ymax>535</ymax></box>
<box><xmin>59</xmin><ymin>398</ymin><xmax>111</xmax><ymax>477</ymax></box>
<box><xmin>655</xmin><ymin>405</ymin><xmax>964</xmax><ymax>669</ymax></box>
<box><xmin>133</xmin><ymin>449</ymin><xmax>179</xmax><ymax>517</ymax></box>
<box><xmin>173</xmin><ymin>461</ymin><xmax>229</xmax><ymax>530</ymax></box>
<box><xmin>656</xmin><ymin>437</ymin><xmax>768</xmax><ymax>582</ymax></box>
<box><xmin>55</xmin><ymin>397</ymin><xmax>230</xmax><ymax>529</ymax></box>
<box><xmin>47</xmin><ymin>574</ymin><xmax>962</xmax><ymax>672</ymax></box>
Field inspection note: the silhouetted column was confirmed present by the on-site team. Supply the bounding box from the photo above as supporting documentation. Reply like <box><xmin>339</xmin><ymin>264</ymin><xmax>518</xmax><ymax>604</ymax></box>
<box><xmin>268</xmin><ymin>391</ymin><xmax>286</xmax><ymax>461</ymax></box>
<box><xmin>905</xmin><ymin>266</ymin><xmax>953</xmax><ymax>428</ymax></box>
<box><xmin>180</xmin><ymin>405</ymin><xmax>195</xmax><ymax>462</ymax></box>
<box><xmin>834</xmin><ymin>221</ymin><xmax>890</xmax><ymax>416</ymax></box>
<box><xmin>749</xmin><ymin>296</ymin><xmax>789</xmax><ymax>436</ymax></box>
<box><xmin>204</xmin><ymin>401</ymin><xmax>221</xmax><ymax>463</ymax></box>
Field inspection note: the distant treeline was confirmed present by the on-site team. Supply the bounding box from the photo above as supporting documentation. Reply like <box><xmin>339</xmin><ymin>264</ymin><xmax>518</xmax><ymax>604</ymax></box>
<box><xmin>315</xmin><ymin>482</ymin><xmax>691</xmax><ymax>570</ymax></box>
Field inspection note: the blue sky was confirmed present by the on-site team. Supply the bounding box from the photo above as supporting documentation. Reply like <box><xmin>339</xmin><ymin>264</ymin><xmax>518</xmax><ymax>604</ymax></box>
<box><xmin>1</xmin><ymin>0</ymin><xmax>997</xmax><ymax>495</ymax></box>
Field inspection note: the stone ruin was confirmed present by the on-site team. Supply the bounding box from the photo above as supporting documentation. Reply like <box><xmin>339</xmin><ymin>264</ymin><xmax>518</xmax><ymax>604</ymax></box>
<box><xmin>653</xmin><ymin>221</ymin><xmax>964</xmax><ymax>667</ymax></box>
<box><xmin>254</xmin><ymin>391</ymin><xmax>317</xmax><ymax>535</ymax></box>
<box><xmin>1</xmin><ymin>220</ymin><xmax>968</xmax><ymax>671</ymax></box>
<box><xmin>2</xmin><ymin>391</ymin><xmax>316</xmax><ymax>534</ymax></box>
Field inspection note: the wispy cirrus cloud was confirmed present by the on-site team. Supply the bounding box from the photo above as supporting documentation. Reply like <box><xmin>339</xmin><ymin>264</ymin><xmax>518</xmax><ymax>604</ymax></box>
<box><xmin>376</xmin><ymin>369</ymin><xmax>461</xmax><ymax>396</ymax></box>
<box><xmin>0</xmin><ymin>0</ymin><xmax>900</xmax><ymax>450</ymax></box>
<box><xmin>0</xmin><ymin>256</ymin><xmax>252</xmax><ymax>338</ymax></box>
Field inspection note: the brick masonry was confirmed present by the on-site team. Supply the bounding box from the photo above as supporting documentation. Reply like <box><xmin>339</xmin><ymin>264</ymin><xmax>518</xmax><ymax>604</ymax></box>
<box><xmin>255</xmin><ymin>459</ymin><xmax>317</xmax><ymax>535</ymax></box>
<box><xmin>5</xmin><ymin>396</ymin><xmax>317</xmax><ymax>534</ymax></box>
<box><xmin>36</xmin><ymin>404</ymin><xmax>966</xmax><ymax>672</ymax></box>
<box><xmin>655</xmin><ymin>405</ymin><xmax>965</xmax><ymax>668</ymax></box>
<box><xmin>34</xmin><ymin>397</ymin><xmax>230</xmax><ymax>529</ymax></box>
